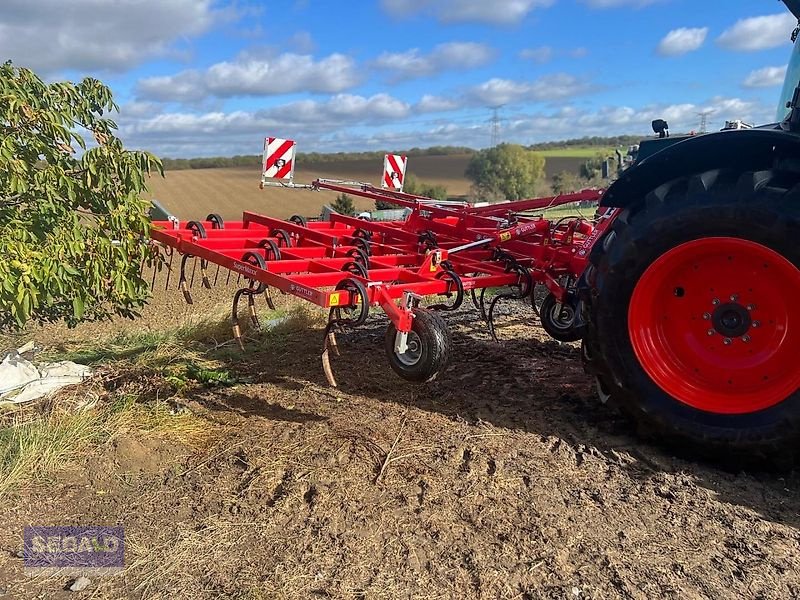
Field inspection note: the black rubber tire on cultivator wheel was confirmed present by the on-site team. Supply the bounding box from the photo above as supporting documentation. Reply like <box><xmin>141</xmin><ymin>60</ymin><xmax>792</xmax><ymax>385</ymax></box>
<box><xmin>385</xmin><ymin>308</ymin><xmax>452</xmax><ymax>383</ymax></box>
<box><xmin>540</xmin><ymin>293</ymin><xmax>582</xmax><ymax>342</ymax></box>
<box><xmin>584</xmin><ymin>168</ymin><xmax>800</xmax><ymax>464</ymax></box>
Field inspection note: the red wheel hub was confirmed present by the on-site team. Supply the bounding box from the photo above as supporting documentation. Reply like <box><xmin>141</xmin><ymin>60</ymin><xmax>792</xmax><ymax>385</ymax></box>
<box><xmin>628</xmin><ymin>237</ymin><xmax>800</xmax><ymax>414</ymax></box>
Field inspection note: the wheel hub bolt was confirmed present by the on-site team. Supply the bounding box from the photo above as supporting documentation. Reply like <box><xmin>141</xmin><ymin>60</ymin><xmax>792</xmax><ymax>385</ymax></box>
<box><xmin>742</xmin><ymin>335</ymin><xmax>751</xmax><ymax>343</ymax></box>
<box><xmin>712</xmin><ymin>298</ymin><xmax>720</xmax><ymax>306</ymax></box>
<box><xmin>752</xmin><ymin>321</ymin><xmax>761</xmax><ymax>328</ymax></box>
<box><xmin>746</xmin><ymin>304</ymin><xmax>755</xmax><ymax>311</ymax></box>
<box><xmin>730</xmin><ymin>294</ymin><xmax>739</xmax><ymax>302</ymax></box>
<box><xmin>703</xmin><ymin>312</ymin><xmax>711</xmax><ymax>320</ymax></box>
<box><xmin>723</xmin><ymin>337</ymin><xmax>732</xmax><ymax>345</ymax></box>
<box><xmin>707</xmin><ymin>329</ymin><xmax>715</xmax><ymax>336</ymax></box>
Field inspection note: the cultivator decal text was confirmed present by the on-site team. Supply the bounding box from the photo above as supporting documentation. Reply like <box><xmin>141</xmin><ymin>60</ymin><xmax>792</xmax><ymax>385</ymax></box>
<box><xmin>151</xmin><ymin>158</ymin><xmax>607</xmax><ymax>385</ymax></box>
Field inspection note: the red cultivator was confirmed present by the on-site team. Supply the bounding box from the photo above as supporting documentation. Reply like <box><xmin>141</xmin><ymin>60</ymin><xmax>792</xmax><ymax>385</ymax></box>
<box><xmin>150</xmin><ymin>179</ymin><xmax>607</xmax><ymax>386</ymax></box>
<box><xmin>151</xmin><ymin>109</ymin><xmax>800</xmax><ymax>463</ymax></box>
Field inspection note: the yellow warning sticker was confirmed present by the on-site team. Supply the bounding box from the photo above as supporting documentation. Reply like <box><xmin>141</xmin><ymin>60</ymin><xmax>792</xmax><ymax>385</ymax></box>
<box><xmin>500</xmin><ymin>232</ymin><xmax>512</xmax><ymax>242</ymax></box>
<box><xmin>329</xmin><ymin>293</ymin><xmax>341</xmax><ymax>307</ymax></box>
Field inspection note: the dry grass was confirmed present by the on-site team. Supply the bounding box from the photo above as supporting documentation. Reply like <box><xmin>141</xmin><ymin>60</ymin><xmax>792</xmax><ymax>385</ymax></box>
<box><xmin>0</xmin><ymin>301</ymin><xmax>324</xmax><ymax>499</ymax></box>
<box><xmin>0</xmin><ymin>394</ymin><xmax>214</xmax><ymax>498</ymax></box>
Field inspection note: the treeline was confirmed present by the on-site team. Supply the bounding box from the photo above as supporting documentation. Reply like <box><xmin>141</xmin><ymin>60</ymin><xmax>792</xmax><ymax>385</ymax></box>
<box><xmin>161</xmin><ymin>146</ymin><xmax>476</xmax><ymax>171</ymax></box>
<box><xmin>160</xmin><ymin>138</ymin><xmax>650</xmax><ymax>171</ymax></box>
<box><xmin>527</xmin><ymin>135</ymin><xmax>644</xmax><ymax>150</ymax></box>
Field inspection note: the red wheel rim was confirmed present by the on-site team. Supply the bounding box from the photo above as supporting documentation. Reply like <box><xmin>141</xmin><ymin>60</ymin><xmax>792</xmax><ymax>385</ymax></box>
<box><xmin>628</xmin><ymin>237</ymin><xmax>800</xmax><ymax>414</ymax></box>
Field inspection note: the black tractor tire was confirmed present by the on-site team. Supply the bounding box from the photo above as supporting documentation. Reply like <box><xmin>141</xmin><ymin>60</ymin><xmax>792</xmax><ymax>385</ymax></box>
<box><xmin>585</xmin><ymin>168</ymin><xmax>800</xmax><ymax>465</ymax></box>
<box><xmin>540</xmin><ymin>293</ymin><xmax>582</xmax><ymax>342</ymax></box>
<box><xmin>385</xmin><ymin>308</ymin><xmax>452</xmax><ymax>383</ymax></box>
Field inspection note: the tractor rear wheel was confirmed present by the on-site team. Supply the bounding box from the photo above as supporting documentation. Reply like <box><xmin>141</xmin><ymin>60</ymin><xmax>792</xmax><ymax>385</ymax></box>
<box><xmin>585</xmin><ymin>168</ymin><xmax>800</xmax><ymax>464</ymax></box>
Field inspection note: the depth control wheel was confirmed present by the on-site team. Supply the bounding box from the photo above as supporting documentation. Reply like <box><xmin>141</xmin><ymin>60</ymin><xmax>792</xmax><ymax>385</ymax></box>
<box><xmin>384</xmin><ymin>308</ymin><xmax>451</xmax><ymax>382</ymax></box>
<box><xmin>540</xmin><ymin>293</ymin><xmax>582</xmax><ymax>342</ymax></box>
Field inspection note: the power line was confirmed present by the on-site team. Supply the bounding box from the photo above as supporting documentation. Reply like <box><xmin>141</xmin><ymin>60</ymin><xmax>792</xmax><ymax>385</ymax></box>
<box><xmin>489</xmin><ymin>105</ymin><xmax>504</xmax><ymax>146</ymax></box>
<box><xmin>697</xmin><ymin>110</ymin><xmax>714</xmax><ymax>134</ymax></box>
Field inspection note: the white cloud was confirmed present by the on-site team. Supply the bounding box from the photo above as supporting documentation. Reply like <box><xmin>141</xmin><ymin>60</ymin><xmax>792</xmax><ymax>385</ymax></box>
<box><xmin>416</xmin><ymin>95</ymin><xmax>464</xmax><ymax>113</ymax></box>
<box><xmin>0</xmin><ymin>0</ymin><xmax>228</xmax><ymax>73</ymax></box>
<box><xmin>375</xmin><ymin>42</ymin><xmax>495</xmax><ymax>80</ymax></box>
<box><xmin>117</xmin><ymin>94</ymin><xmax>772</xmax><ymax>157</ymax></box>
<box><xmin>468</xmin><ymin>74</ymin><xmax>596</xmax><ymax>105</ymax></box>
<box><xmin>717</xmin><ymin>13</ymin><xmax>797</xmax><ymax>52</ymax></box>
<box><xmin>581</xmin><ymin>0</ymin><xmax>663</xmax><ymax>7</ymax></box>
<box><xmin>743</xmin><ymin>65</ymin><xmax>788</xmax><ymax>88</ymax></box>
<box><xmin>519</xmin><ymin>46</ymin><xmax>554</xmax><ymax>63</ymax></box>
<box><xmin>117</xmin><ymin>93</ymin><xmax>415</xmax><ymax>156</ymax></box>
<box><xmin>520</xmin><ymin>46</ymin><xmax>587</xmax><ymax>62</ymax></box>
<box><xmin>657</xmin><ymin>27</ymin><xmax>708</xmax><ymax>57</ymax></box>
<box><xmin>137</xmin><ymin>53</ymin><xmax>360</xmax><ymax>102</ymax></box>
<box><xmin>381</xmin><ymin>0</ymin><xmax>554</xmax><ymax>25</ymax></box>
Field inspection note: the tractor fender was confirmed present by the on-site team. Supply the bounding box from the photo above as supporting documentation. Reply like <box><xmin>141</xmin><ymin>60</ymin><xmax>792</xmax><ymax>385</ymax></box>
<box><xmin>602</xmin><ymin>126</ymin><xmax>800</xmax><ymax>207</ymax></box>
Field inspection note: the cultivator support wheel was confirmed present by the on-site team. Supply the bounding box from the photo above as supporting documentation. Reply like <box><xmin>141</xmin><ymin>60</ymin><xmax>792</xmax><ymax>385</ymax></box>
<box><xmin>539</xmin><ymin>292</ymin><xmax>582</xmax><ymax>343</ymax></box>
<box><xmin>385</xmin><ymin>308</ymin><xmax>452</xmax><ymax>383</ymax></box>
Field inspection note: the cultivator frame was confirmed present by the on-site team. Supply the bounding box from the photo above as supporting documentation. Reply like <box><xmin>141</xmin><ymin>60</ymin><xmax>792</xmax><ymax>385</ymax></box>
<box><xmin>151</xmin><ymin>177</ymin><xmax>609</xmax><ymax>385</ymax></box>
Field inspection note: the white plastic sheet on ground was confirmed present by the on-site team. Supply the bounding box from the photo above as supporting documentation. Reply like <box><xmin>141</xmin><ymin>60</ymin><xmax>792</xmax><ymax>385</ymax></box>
<box><xmin>0</xmin><ymin>346</ymin><xmax>92</xmax><ymax>405</ymax></box>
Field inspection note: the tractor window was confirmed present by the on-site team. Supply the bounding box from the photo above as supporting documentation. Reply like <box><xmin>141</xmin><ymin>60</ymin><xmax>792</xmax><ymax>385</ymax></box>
<box><xmin>778</xmin><ymin>39</ymin><xmax>800</xmax><ymax>121</ymax></box>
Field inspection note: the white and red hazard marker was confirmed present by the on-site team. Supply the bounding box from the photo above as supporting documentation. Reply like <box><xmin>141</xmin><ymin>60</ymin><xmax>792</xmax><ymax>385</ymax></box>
<box><xmin>262</xmin><ymin>137</ymin><xmax>296</xmax><ymax>184</ymax></box>
<box><xmin>381</xmin><ymin>154</ymin><xmax>408</xmax><ymax>191</ymax></box>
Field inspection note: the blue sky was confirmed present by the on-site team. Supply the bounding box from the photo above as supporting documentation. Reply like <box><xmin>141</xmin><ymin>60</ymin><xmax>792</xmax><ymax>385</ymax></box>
<box><xmin>2</xmin><ymin>0</ymin><xmax>798</xmax><ymax>157</ymax></box>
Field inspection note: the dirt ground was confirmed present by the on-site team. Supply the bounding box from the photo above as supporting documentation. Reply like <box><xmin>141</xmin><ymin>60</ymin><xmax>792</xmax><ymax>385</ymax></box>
<box><xmin>0</xmin><ymin>284</ymin><xmax>799</xmax><ymax>599</ymax></box>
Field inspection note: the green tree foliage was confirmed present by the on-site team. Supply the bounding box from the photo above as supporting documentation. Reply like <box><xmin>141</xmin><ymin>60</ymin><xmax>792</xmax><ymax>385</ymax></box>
<box><xmin>527</xmin><ymin>135</ymin><xmax>644</xmax><ymax>151</ymax></box>
<box><xmin>331</xmin><ymin>193</ymin><xmax>356</xmax><ymax>216</ymax></box>
<box><xmin>465</xmin><ymin>144</ymin><xmax>546</xmax><ymax>201</ymax></box>
<box><xmin>551</xmin><ymin>171</ymin><xmax>584</xmax><ymax>194</ymax></box>
<box><xmin>0</xmin><ymin>63</ymin><xmax>163</xmax><ymax>331</ymax></box>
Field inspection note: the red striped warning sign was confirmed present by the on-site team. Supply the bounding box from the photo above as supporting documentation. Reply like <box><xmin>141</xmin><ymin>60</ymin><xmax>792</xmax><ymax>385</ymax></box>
<box><xmin>382</xmin><ymin>154</ymin><xmax>407</xmax><ymax>191</ymax></box>
<box><xmin>262</xmin><ymin>137</ymin><xmax>296</xmax><ymax>183</ymax></box>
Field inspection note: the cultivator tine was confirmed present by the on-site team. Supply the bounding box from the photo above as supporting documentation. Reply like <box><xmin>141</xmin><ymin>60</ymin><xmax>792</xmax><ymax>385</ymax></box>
<box><xmin>189</xmin><ymin>257</ymin><xmax>197</xmax><ymax>289</ymax></box>
<box><xmin>485</xmin><ymin>260</ymin><xmax>533</xmax><ymax>342</ymax></box>
<box><xmin>471</xmin><ymin>288</ymin><xmax>488</xmax><ymax>322</ymax></box>
<box><xmin>317</xmin><ymin>279</ymin><xmax>370</xmax><ymax>388</ymax></box>
<box><xmin>201</xmin><ymin>261</ymin><xmax>212</xmax><ymax>289</ymax></box>
<box><xmin>264</xmin><ymin>286</ymin><xmax>276</xmax><ymax>311</ymax></box>
<box><xmin>164</xmin><ymin>248</ymin><xmax>174</xmax><ymax>291</ymax></box>
<box><xmin>248</xmin><ymin>293</ymin><xmax>260</xmax><ymax>328</ymax></box>
<box><xmin>213</xmin><ymin>264</ymin><xmax>221</xmax><ymax>287</ymax></box>
<box><xmin>321</xmin><ymin>313</ymin><xmax>340</xmax><ymax>388</ymax></box>
<box><xmin>149</xmin><ymin>248</ymin><xmax>159</xmax><ymax>289</ymax></box>
<box><xmin>178</xmin><ymin>254</ymin><xmax>194</xmax><ymax>304</ymax></box>
<box><xmin>231</xmin><ymin>288</ymin><xmax>248</xmax><ymax>350</ymax></box>
<box><xmin>225</xmin><ymin>268</ymin><xmax>232</xmax><ymax>286</ymax></box>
